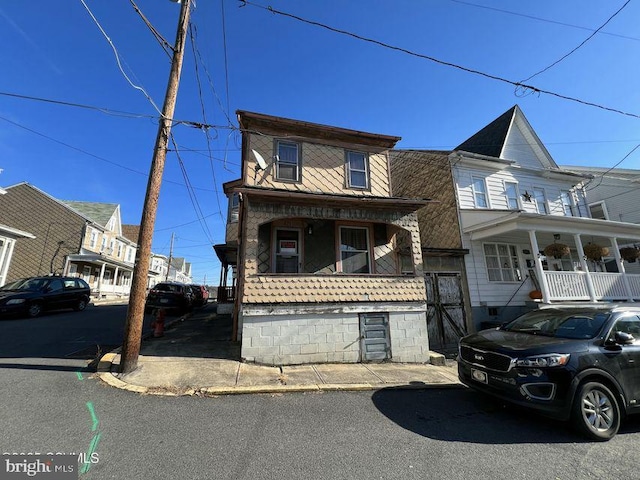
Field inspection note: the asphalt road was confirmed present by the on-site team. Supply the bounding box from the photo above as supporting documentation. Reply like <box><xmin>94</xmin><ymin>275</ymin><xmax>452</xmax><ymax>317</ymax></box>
<box><xmin>2</xmin><ymin>306</ymin><xmax>640</xmax><ymax>479</ymax></box>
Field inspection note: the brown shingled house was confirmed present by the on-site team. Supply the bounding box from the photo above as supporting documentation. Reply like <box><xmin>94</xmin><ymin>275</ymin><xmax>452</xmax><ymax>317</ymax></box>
<box><xmin>390</xmin><ymin>150</ymin><xmax>471</xmax><ymax>354</ymax></box>
<box><xmin>215</xmin><ymin>111</ymin><xmax>436</xmax><ymax>365</ymax></box>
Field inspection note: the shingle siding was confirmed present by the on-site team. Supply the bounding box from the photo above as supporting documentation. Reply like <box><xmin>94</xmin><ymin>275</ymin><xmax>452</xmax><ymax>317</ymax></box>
<box><xmin>0</xmin><ymin>184</ymin><xmax>85</xmax><ymax>281</ymax></box>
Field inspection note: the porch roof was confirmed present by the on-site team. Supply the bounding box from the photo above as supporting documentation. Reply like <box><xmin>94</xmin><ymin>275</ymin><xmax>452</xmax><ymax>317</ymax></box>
<box><xmin>237</xmin><ymin>186</ymin><xmax>435</xmax><ymax>212</ymax></box>
<box><xmin>67</xmin><ymin>253</ymin><xmax>134</xmax><ymax>271</ymax></box>
<box><xmin>462</xmin><ymin>210</ymin><xmax>640</xmax><ymax>242</ymax></box>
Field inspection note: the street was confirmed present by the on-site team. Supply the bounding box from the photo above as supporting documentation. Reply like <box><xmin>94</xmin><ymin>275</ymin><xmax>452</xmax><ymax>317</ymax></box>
<box><xmin>1</xmin><ymin>306</ymin><xmax>640</xmax><ymax>479</ymax></box>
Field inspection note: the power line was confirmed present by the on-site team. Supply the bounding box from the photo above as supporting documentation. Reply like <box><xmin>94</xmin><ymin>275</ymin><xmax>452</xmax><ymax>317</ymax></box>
<box><xmin>519</xmin><ymin>0</ymin><xmax>632</xmax><ymax>84</ymax></box>
<box><xmin>241</xmin><ymin>1</ymin><xmax>640</xmax><ymax>120</ymax></box>
<box><xmin>446</xmin><ymin>0</ymin><xmax>640</xmax><ymax>43</ymax></box>
<box><xmin>128</xmin><ymin>0</ymin><xmax>174</xmax><ymax>59</ymax></box>
<box><xmin>79</xmin><ymin>0</ymin><xmax>163</xmax><ymax>115</ymax></box>
<box><xmin>0</xmin><ymin>113</ymin><xmax>218</xmax><ymax>193</ymax></box>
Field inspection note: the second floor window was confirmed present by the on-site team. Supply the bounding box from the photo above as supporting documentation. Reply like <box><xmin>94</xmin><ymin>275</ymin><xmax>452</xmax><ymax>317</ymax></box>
<box><xmin>89</xmin><ymin>230</ymin><xmax>98</xmax><ymax>248</ymax></box>
<box><xmin>229</xmin><ymin>192</ymin><xmax>239</xmax><ymax>223</ymax></box>
<box><xmin>276</xmin><ymin>140</ymin><xmax>300</xmax><ymax>182</ymax></box>
<box><xmin>472</xmin><ymin>177</ymin><xmax>489</xmax><ymax>208</ymax></box>
<box><xmin>589</xmin><ymin>201</ymin><xmax>608</xmax><ymax>220</ymax></box>
<box><xmin>533</xmin><ymin>188</ymin><xmax>549</xmax><ymax>214</ymax></box>
<box><xmin>346</xmin><ymin>151</ymin><xmax>369</xmax><ymax>189</ymax></box>
<box><xmin>504</xmin><ymin>182</ymin><xmax>520</xmax><ymax>209</ymax></box>
<box><xmin>101</xmin><ymin>236</ymin><xmax>107</xmax><ymax>252</ymax></box>
<box><xmin>560</xmin><ymin>191</ymin><xmax>575</xmax><ymax>216</ymax></box>
<box><xmin>117</xmin><ymin>242</ymin><xmax>123</xmax><ymax>257</ymax></box>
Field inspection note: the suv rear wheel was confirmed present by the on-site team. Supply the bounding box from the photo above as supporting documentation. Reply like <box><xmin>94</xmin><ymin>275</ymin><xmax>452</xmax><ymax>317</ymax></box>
<box><xmin>74</xmin><ymin>297</ymin><xmax>88</xmax><ymax>312</ymax></box>
<box><xmin>571</xmin><ymin>381</ymin><xmax>620</xmax><ymax>441</ymax></box>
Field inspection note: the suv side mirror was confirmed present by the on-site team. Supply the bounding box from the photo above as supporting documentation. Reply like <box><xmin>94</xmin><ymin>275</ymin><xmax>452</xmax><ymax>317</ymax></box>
<box><xmin>615</xmin><ymin>331</ymin><xmax>635</xmax><ymax>345</ymax></box>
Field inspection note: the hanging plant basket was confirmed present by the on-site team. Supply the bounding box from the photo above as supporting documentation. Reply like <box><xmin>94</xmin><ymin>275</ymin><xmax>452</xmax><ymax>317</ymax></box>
<box><xmin>583</xmin><ymin>244</ymin><xmax>609</xmax><ymax>262</ymax></box>
<box><xmin>620</xmin><ymin>247</ymin><xmax>640</xmax><ymax>262</ymax></box>
<box><xmin>543</xmin><ymin>243</ymin><xmax>570</xmax><ymax>259</ymax></box>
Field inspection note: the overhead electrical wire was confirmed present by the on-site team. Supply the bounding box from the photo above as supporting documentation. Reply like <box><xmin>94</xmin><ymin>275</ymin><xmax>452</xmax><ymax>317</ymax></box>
<box><xmin>240</xmin><ymin>1</ymin><xmax>640</xmax><ymax>120</ymax></box>
<box><xmin>519</xmin><ymin>0</ymin><xmax>632</xmax><ymax>84</ymax></box>
<box><xmin>128</xmin><ymin>0</ymin><xmax>174</xmax><ymax>59</ymax></box>
<box><xmin>79</xmin><ymin>0</ymin><xmax>163</xmax><ymax>115</ymax></box>
<box><xmin>446</xmin><ymin>0</ymin><xmax>640</xmax><ymax>43</ymax></box>
<box><xmin>0</xmin><ymin>113</ymin><xmax>218</xmax><ymax>193</ymax></box>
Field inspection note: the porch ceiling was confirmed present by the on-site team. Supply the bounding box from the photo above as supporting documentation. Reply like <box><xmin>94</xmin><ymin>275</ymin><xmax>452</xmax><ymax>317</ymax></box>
<box><xmin>462</xmin><ymin>211</ymin><xmax>640</xmax><ymax>245</ymax></box>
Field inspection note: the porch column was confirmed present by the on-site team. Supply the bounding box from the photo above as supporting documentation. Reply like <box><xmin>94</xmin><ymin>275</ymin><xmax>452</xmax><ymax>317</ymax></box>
<box><xmin>574</xmin><ymin>234</ymin><xmax>597</xmax><ymax>302</ymax></box>
<box><xmin>610</xmin><ymin>237</ymin><xmax>634</xmax><ymax>301</ymax></box>
<box><xmin>528</xmin><ymin>230</ymin><xmax>551</xmax><ymax>303</ymax></box>
<box><xmin>62</xmin><ymin>257</ymin><xmax>71</xmax><ymax>276</ymax></box>
<box><xmin>97</xmin><ymin>262</ymin><xmax>106</xmax><ymax>297</ymax></box>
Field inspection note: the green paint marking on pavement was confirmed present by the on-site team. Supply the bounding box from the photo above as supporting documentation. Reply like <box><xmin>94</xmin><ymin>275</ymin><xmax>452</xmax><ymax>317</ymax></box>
<box><xmin>76</xmin><ymin>371</ymin><xmax>84</xmax><ymax>381</ymax></box>
<box><xmin>80</xmin><ymin>432</ymin><xmax>102</xmax><ymax>475</ymax></box>
<box><xmin>86</xmin><ymin>402</ymin><xmax>99</xmax><ymax>432</ymax></box>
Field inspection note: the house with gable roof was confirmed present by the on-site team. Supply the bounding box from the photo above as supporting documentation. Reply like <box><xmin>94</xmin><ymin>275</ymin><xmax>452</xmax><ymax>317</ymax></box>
<box><xmin>392</xmin><ymin>106</ymin><xmax>640</xmax><ymax>336</ymax></box>
<box><xmin>0</xmin><ymin>183</ymin><xmax>138</xmax><ymax>298</ymax></box>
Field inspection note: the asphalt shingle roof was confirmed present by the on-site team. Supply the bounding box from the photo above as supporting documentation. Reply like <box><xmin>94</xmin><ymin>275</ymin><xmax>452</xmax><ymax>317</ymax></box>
<box><xmin>62</xmin><ymin>201</ymin><xmax>118</xmax><ymax>227</ymax></box>
<box><xmin>455</xmin><ymin>106</ymin><xmax>517</xmax><ymax>158</ymax></box>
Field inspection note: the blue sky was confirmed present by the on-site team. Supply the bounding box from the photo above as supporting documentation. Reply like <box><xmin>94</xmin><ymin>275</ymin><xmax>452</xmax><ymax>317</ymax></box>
<box><xmin>1</xmin><ymin>0</ymin><xmax>639</xmax><ymax>285</ymax></box>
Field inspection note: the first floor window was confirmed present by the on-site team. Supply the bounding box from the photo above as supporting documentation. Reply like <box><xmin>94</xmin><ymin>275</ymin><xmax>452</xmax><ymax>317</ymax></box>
<box><xmin>484</xmin><ymin>243</ymin><xmax>521</xmax><ymax>282</ymax></box>
<box><xmin>274</xmin><ymin>229</ymin><xmax>300</xmax><ymax>273</ymax></box>
<box><xmin>340</xmin><ymin>226</ymin><xmax>371</xmax><ymax>274</ymax></box>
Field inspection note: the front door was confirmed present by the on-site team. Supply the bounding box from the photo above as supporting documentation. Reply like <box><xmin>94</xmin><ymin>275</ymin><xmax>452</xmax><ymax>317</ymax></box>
<box><xmin>426</xmin><ymin>272</ymin><xmax>467</xmax><ymax>356</ymax></box>
<box><xmin>359</xmin><ymin>313</ymin><xmax>391</xmax><ymax>362</ymax></box>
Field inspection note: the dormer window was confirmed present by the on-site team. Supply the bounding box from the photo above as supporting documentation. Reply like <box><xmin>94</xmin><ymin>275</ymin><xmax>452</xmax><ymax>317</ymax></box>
<box><xmin>275</xmin><ymin>140</ymin><xmax>301</xmax><ymax>182</ymax></box>
<box><xmin>346</xmin><ymin>151</ymin><xmax>369</xmax><ymax>189</ymax></box>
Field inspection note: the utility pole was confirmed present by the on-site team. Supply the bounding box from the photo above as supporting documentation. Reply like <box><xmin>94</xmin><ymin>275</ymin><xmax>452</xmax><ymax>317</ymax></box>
<box><xmin>120</xmin><ymin>0</ymin><xmax>192</xmax><ymax>374</ymax></box>
<box><xmin>165</xmin><ymin>232</ymin><xmax>174</xmax><ymax>281</ymax></box>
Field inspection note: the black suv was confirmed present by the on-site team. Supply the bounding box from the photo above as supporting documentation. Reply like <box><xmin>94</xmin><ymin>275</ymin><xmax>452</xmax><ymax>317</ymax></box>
<box><xmin>145</xmin><ymin>282</ymin><xmax>193</xmax><ymax>314</ymax></box>
<box><xmin>458</xmin><ymin>305</ymin><xmax>640</xmax><ymax>441</ymax></box>
<box><xmin>0</xmin><ymin>276</ymin><xmax>91</xmax><ymax>318</ymax></box>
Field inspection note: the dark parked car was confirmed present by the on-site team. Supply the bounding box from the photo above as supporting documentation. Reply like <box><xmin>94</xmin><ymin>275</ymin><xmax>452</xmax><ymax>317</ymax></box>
<box><xmin>458</xmin><ymin>305</ymin><xmax>640</xmax><ymax>441</ymax></box>
<box><xmin>145</xmin><ymin>282</ymin><xmax>193</xmax><ymax>314</ymax></box>
<box><xmin>0</xmin><ymin>276</ymin><xmax>91</xmax><ymax>318</ymax></box>
<box><xmin>188</xmin><ymin>284</ymin><xmax>209</xmax><ymax>307</ymax></box>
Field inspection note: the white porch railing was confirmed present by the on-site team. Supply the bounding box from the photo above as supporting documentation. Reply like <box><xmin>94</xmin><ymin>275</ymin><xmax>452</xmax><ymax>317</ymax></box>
<box><xmin>544</xmin><ymin>271</ymin><xmax>640</xmax><ymax>301</ymax></box>
<box><xmin>545</xmin><ymin>271</ymin><xmax>590</xmax><ymax>301</ymax></box>
<box><xmin>95</xmin><ymin>284</ymin><xmax>130</xmax><ymax>297</ymax></box>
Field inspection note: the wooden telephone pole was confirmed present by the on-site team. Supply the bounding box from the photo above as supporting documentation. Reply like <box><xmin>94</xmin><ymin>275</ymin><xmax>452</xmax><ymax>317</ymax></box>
<box><xmin>120</xmin><ymin>0</ymin><xmax>192</xmax><ymax>374</ymax></box>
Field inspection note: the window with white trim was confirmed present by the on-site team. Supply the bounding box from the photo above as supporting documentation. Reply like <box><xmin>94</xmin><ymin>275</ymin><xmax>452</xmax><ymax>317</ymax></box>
<box><xmin>339</xmin><ymin>226</ymin><xmax>371</xmax><ymax>274</ymax></box>
<box><xmin>346</xmin><ymin>151</ymin><xmax>369</xmax><ymax>189</ymax></box>
<box><xmin>275</xmin><ymin>140</ymin><xmax>301</xmax><ymax>182</ymax></box>
<box><xmin>589</xmin><ymin>201</ymin><xmax>609</xmax><ymax>220</ymax></box>
<box><xmin>472</xmin><ymin>176</ymin><xmax>489</xmax><ymax>208</ymax></box>
<box><xmin>100</xmin><ymin>236</ymin><xmax>107</xmax><ymax>252</ymax></box>
<box><xmin>504</xmin><ymin>182</ymin><xmax>520</xmax><ymax>209</ymax></box>
<box><xmin>533</xmin><ymin>188</ymin><xmax>549</xmax><ymax>214</ymax></box>
<box><xmin>117</xmin><ymin>242</ymin><xmax>123</xmax><ymax>258</ymax></box>
<box><xmin>560</xmin><ymin>190</ymin><xmax>575</xmax><ymax>216</ymax></box>
<box><xmin>89</xmin><ymin>230</ymin><xmax>98</xmax><ymax>249</ymax></box>
<box><xmin>483</xmin><ymin>243</ymin><xmax>522</xmax><ymax>282</ymax></box>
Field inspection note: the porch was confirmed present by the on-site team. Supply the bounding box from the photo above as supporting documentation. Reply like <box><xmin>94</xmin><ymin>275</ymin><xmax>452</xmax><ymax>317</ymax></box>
<box><xmin>461</xmin><ymin>210</ymin><xmax>640</xmax><ymax>305</ymax></box>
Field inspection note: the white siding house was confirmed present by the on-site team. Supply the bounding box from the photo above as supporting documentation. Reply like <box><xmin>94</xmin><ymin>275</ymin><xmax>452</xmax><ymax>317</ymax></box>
<box><xmin>452</xmin><ymin>106</ymin><xmax>640</xmax><ymax>329</ymax></box>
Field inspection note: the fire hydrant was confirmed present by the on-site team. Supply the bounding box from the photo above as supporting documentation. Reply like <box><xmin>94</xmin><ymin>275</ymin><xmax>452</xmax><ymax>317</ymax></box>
<box><xmin>151</xmin><ymin>308</ymin><xmax>165</xmax><ymax>337</ymax></box>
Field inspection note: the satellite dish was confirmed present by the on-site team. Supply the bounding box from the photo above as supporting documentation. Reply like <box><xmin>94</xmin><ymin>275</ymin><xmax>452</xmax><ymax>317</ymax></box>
<box><xmin>252</xmin><ymin>149</ymin><xmax>268</xmax><ymax>171</ymax></box>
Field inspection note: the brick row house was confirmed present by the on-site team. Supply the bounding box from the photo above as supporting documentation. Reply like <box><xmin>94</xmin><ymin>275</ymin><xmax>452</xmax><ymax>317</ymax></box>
<box><xmin>216</xmin><ymin>111</ymin><xmax>435</xmax><ymax>365</ymax></box>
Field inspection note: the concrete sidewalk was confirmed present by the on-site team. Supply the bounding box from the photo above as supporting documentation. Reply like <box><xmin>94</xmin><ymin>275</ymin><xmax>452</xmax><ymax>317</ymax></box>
<box><xmin>97</xmin><ymin>306</ymin><xmax>462</xmax><ymax>396</ymax></box>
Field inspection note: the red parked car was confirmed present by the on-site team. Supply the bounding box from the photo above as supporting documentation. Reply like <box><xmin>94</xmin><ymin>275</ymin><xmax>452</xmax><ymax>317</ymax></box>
<box><xmin>189</xmin><ymin>284</ymin><xmax>209</xmax><ymax>307</ymax></box>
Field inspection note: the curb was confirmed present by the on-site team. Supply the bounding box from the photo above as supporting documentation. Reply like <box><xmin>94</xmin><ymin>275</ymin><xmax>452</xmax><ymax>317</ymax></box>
<box><xmin>96</xmin><ymin>350</ymin><xmax>464</xmax><ymax>397</ymax></box>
